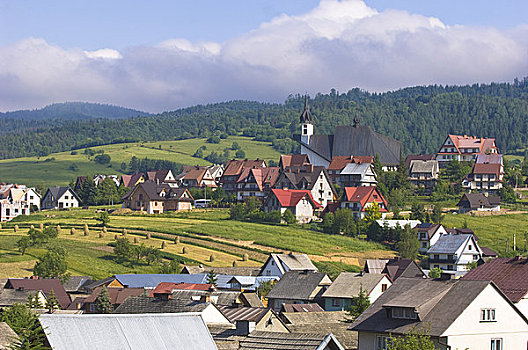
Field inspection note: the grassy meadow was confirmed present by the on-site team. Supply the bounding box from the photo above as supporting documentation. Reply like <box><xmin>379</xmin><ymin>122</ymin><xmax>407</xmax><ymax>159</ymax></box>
<box><xmin>0</xmin><ymin>136</ymin><xmax>281</xmax><ymax>187</ymax></box>
<box><xmin>0</xmin><ymin>207</ymin><xmax>391</xmax><ymax>279</ymax></box>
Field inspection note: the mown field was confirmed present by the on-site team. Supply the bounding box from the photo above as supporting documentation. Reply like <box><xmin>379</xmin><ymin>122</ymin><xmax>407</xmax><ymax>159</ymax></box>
<box><xmin>0</xmin><ymin>136</ymin><xmax>281</xmax><ymax>187</ymax></box>
<box><xmin>0</xmin><ymin>208</ymin><xmax>390</xmax><ymax>279</ymax></box>
<box><xmin>442</xmin><ymin>212</ymin><xmax>528</xmax><ymax>255</ymax></box>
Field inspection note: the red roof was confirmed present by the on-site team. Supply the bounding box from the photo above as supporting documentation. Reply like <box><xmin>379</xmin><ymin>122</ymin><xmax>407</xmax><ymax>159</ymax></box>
<box><xmin>270</xmin><ymin>189</ymin><xmax>322</xmax><ymax>209</ymax></box>
<box><xmin>5</xmin><ymin>278</ymin><xmax>71</xmax><ymax>309</ymax></box>
<box><xmin>342</xmin><ymin>186</ymin><xmax>388</xmax><ymax>212</ymax></box>
<box><xmin>238</xmin><ymin>167</ymin><xmax>280</xmax><ymax>190</ymax></box>
<box><xmin>446</xmin><ymin>135</ymin><xmax>498</xmax><ymax>154</ymax></box>
<box><xmin>151</xmin><ymin>282</ymin><xmax>216</xmax><ymax>296</ymax></box>
<box><xmin>463</xmin><ymin>257</ymin><xmax>528</xmax><ymax>303</ymax></box>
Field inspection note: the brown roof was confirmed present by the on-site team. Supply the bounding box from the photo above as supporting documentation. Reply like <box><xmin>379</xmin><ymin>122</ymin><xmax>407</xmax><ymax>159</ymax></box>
<box><xmin>472</xmin><ymin>163</ymin><xmax>501</xmax><ymax>176</ymax></box>
<box><xmin>217</xmin><ymin>305</ymin><xmax>270</xmax><ymax>323</ymax></box>
<box><xmin>147</xmin><ymin>170</ymin><xmax>171</xmax><ymax>182</ymax></box>
<box><xmin>239</xmin><ymin>331</ymin><xmax>343</xmax><ymax>350</ymax></box>
<box><xmin>328</xmin><ymin>155</ymin><xmax>373</xmax><ymax>171</ymax></box>
<box><xmin>382</xmin><ymin>258</ymin><xmax>426</xmax><ymax>281</ymax></box>
<box><xmin>280</xmin><ymin>154</ymin><xmax>310</xmax><ymax>169</ymax></box>
<box><xmin>463</xmin><ymin>257</ymin><xmax>528</xmax><ymax>302</ymax></box>
<box><xmin>121</xmin><ymin>173</ymin><xmax>145</xmax><ymax>188</ymax></box>
<box><xmin>237</xmin><ymin>167</ymin><xmax>280</xmax><ymax>190</ymax></box>
<box><xmin>4</xmin><ymin>278</ymin><xmax>70</xmax><ymax>309</ymax></box>
<box><xmin>0</xmin><ymin>288</ymin><xmax>36</xmax><ymax>306</ymax></box>
<box><xmin>223</xmin><ymin>159</ymin><xmax>266</xmax><ymax>176</ymax></box>
<box><xmin>84</xmin><ymin>287</ymin><xmax>145</xmax><ymax>305</ymax></box>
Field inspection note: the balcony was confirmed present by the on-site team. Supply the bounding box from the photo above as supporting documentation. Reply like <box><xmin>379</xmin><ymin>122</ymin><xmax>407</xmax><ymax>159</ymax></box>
<box><xmin>428</xmin><ymin>256</ymin><xmax>457</xmax><ymax>264</ymax></box>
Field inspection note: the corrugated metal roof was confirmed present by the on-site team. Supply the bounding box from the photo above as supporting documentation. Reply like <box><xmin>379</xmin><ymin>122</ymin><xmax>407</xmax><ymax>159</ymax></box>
<box><xmin>427</xmin><ymin>234</ymin><xmax>472</xmax><ymax>254</ymax></box>
<box><xmin>239</xmin><ymin>331</ymin><xmax>344</xmax><ymax>350</ymax></box>
<box><xmin>39</xmin><ymin>313</ymin><xmax>218</xmax><ymax>350</ymax></box>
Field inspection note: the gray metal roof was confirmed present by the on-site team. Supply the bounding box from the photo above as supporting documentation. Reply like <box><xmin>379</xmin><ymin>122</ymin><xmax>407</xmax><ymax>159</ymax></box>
<box><xmin>322</xmin><ymin>273</ymin><xmax>387</xmax><ymax>299</ymax></box>
<box><xmin>409</xmin><ymin>159</ymin><xmax>438</xmax><ymax>174</ymax></box>
<box><xmin>39</xmin><ymin>313</ymin><xmax>218</xmax><ymax>350</ymax></box>
<box><xmin>113</xmin><ymin>296</ymin><xmax>210</xmax><ymax>314</ymax></box>
<box><xmin>427</xmin><ymin>234</ymin><xmax>472</xmax><ymax>254</ymax></box>
<box><xmin>339</xmin><ymin>162</ymin><xmax>371</xmax><ymax>175</ymax></box>
<box><xmin>0</xmin><ymin>322</ymin><xmax>17</xmax><ymax>350</ymax></box>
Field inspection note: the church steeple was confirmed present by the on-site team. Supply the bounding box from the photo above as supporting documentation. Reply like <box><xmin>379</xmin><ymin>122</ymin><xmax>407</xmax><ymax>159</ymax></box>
<box><xmin>299</xmin><ymin>95</ymin><xmax>313</xmax><ymax>124</ymax></box>
<box><xmin>300</xmin><ymin>95</ymin><xmax>314</xmax><ymax>144</ymax></box>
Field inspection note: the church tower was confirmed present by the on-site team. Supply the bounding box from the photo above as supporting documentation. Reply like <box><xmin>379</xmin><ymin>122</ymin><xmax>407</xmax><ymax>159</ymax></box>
<box><xmin>299</xmin><ymin>95</ymin><xmax>313</xmax><ymax>144</ymax></box>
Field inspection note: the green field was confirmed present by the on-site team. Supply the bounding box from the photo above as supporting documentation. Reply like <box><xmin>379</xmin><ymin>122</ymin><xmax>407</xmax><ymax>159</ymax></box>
<box><xmin>442</xmin><ymin>212</ymin><xmax>528</xmax><ymax>255</ymax></box>
<box><xmin>0</xmin><ymin>136</ymin><xmax>281</xmax><ymax>187</ymax></box>
<box><xmin>0</xmin><ymin>208</ymin><xmax>390</xmax><ymax>279</ymax></box>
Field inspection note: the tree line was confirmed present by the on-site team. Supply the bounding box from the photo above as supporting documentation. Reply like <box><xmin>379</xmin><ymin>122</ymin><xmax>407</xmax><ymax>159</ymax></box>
<box><xmin>1</xmin><ymin>78</ymin><xmax>528</xmax><ymax>159</ymax></box>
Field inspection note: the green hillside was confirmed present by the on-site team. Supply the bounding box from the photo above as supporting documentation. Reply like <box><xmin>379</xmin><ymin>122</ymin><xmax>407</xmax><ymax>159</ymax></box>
<box><xmin>0</xmin><ymin>136</ymin><xmax>281</xmax><ymax>187</ymax></box>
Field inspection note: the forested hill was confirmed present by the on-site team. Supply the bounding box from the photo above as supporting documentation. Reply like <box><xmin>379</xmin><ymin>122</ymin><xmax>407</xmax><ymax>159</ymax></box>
<box><xmin>1</xmin><ymin>79</ymin><xmax>528</xmax><ymax>160</ymax></box>
<box><xmin>1</xmin><ymin>102</ymin><xmax>150</xmax><ymax>121</ymax></box>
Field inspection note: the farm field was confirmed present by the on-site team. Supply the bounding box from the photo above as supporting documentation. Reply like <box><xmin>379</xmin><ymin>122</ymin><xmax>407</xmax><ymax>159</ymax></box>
<box><xmin>442</xmin><ymin>212</ymin><xmax>528</xmax><ymax>255</ymax></box>
<box><xmin>0</xmin><ymin>207</ymin><xmax>392</xmax><ymax>279</ymax></box>
<box><xmin>0</xmin><ymin>136</ymin><xmax>281</xmax><ymax>187</ymax></box>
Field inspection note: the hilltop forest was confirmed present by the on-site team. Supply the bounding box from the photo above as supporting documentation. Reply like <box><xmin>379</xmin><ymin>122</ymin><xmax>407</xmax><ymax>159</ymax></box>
<box><xmin>1</xmin><ymin>78</ymin><xmax>528</xmax><ymax>160</ymax></box>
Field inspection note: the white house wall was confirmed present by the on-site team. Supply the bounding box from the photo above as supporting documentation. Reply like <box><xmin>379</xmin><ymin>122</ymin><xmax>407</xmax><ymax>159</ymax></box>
<box><xmin>260</xmin><ymin>257</ymin><xmax>284</xmax><ymax>277</ymax></box>
<box><xmin>310</xmin><ymin>173</ymin><xmax>334</xmax><ymax>208</ymax></box>
<box><xmin>57</xmin><ymin>192</ymin><xmax>79</xmax><ymax>209</ymax></box>
<box><xmin>301</xmin><ymin>145</ymin><xmax>330</xmax><ymax>168</ymax></box>
<box><xmin>368</xmin><ymin>276</ymin><xmax>392</xmax><ymax>303</ymax></box>
<box><xmin>442</xmin><ymin>284</ymin><xmax>528</xmax><ymax>350</ymax></box>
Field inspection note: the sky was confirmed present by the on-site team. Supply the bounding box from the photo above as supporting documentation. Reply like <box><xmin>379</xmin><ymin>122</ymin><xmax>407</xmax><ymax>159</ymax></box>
<box><xmin>1</xmin><ymin>0</ymin><xmax>527</xmax><ymax>113</ymax></box>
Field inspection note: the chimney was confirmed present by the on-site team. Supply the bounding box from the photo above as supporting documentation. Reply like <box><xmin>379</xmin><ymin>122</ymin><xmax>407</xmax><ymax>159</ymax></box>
<box><xmin>236</xmin><ymin>320</ymin><xmax>256</xmax><ymax>336</ymax></box>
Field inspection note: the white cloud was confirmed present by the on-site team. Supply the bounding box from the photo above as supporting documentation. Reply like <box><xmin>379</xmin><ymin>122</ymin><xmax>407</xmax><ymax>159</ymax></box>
<box><xmin>1</xmin><ymin>0</ymin><xmax>527</xmax><ymax>112</ymax></box>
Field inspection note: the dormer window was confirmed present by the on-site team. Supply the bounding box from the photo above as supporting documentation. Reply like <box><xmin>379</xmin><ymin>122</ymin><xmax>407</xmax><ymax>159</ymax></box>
<box><xmin>390</xmin><ymin>307</ymin><xmax>417</xmax><ymax>320</ymax></box>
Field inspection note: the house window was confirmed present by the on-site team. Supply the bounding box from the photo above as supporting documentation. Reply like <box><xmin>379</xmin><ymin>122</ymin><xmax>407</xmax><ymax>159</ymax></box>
<box><xmin>376</xmin><ymin>336</ymin><xmax>389</xmax><ymax>350</ymax></box>
<box><xmin>480</xmin><ymin>308</ymin><xmax>496</xmax><ymax>322</ymax></box>
<box><xmin>391</xmin><ymin>307</ymin><xmax>417</xmax><ymax>320</ymax></box>
<box><xmin>468</xmin><ymin>245</ymin><xmax>472</xmax><ymax>250</ymax></box>
<box><xmin>422</xmin><ymin>242</ymin><xmax>427</xmax><ymax>248</ymax></box>
<box><xmin>381</xmin><ymin>284</ymin><xmax>388</xmax><ymax>292</ymax></box>
<box><xmin>490</xmin><ymin>338</ymin><xmax>502</xmax><ymax>350</ymax></box>
<box><xmin>473</xmin><ymin>255</ymin><xmax>479</xmax><ymax>260</ymax></box>
<box><xmin>331</xmin><ymin>298</ymin><xmax>340</xmax><ymax>307</ymax></box>
<box><xmin>434</xmin><ymin>255</ymin><xmax>440</xmax><ymax>260</ymax></box>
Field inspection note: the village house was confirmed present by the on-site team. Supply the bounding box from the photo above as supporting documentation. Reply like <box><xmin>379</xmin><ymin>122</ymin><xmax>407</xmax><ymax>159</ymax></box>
<box><xmin>408</xmin><ymin>159</ymin><xmax>439</xmax><ymax>194</ymax></box>
<box><xmin>4</xmin><ymin>278</ymin><xmax>71</xmax><ymax>309</ymax></box>
<box><xmin>264</xmin><ymin>189</ymin><xmax>322</xmax><ymax>223</ymax></box>
<box><xmin>176</xmin><ymin>165</ymin><xmax>218</xmax><ymax>188</ymax></box>
<box><xmin>274</xmin><ymin>164</ymin><xmax>337</xmax><ymax>209</ymax></box>
<box><xmin>93</xmin><ymin>174</ymin><xmax>120</xmax><ymax>187</ymax></box>
<box><xmin>351</xmin><ymin>277</ymin><xmax>528</xmax><ymax>350</ymax></box>
<box><xmin>336</xmin><ymin>163</ymin><xmax>378</xmax><ymax>188</ymax></box>
<box><xmin>41</xmin><ymin>186</ymin><xmax>80</xmax><ymax>210</ymax></box>
<box><xmin>436</xmin><ymin>134</ymin><xmax>498</xmax><ymax>165</ymax></box>
<box><xmin>457</xmin><ymin>192</ymin><xmax>501</xmax><ymax>213</ymax></box>
<box><xmin>217</xmin><ymin>305</ymin><xmax>290</xmax><ymax>333</ymax></box>
<box><xmin>327</xmin><ymin>156</ymin><xmax>374</xmax><ymax>184</ymax></box>
<box><xmin>279</xmin><ymin>154</ymin><xmax>311</xmax><ymax>170</ymax></box>
<box><xmin>363</xmin><ymin>258</ymin><xmax>427</xmax><ymax>281</ymax></box>
<box><xmin>294</xmin><ymin>97</ymin><xmax>401</xmax><ymax>170</ymax></box>
<box><xmin>121</xmin><ymin>181</ymin><xmax>193</xmax><ymax>214</ymax></box>
<box><xmin>219</xmin><ymin>159</ymin><xmax>266</xmax><ymax>194</ymax></box>
<box><xmin>147</xmin><ymin>169</ymin><xmax>179</xmax><ymax>187</ymax></box>
<box><xmin>259</xmin><ymin>253</ymin><xmax>318</xmax><ymax>278</ymax></box>
<box><xmin>462</xmin><ymin>161</ymin><xmax>504</xmax><ymax>195</ymax></box>
<box><xmin>427</xmin><ymin>233</ymin><xmax>482</xmax><ymax>274</ymax></box>
<box><xmin>280</xmin><ymin>311</ymin><xmax>356</xmax><ymax>350</ymax></box>
<box><xmin>120</xmin><ymin>173</ymin><xmax>146</xmax><ymax>188</ymax></box>
<box><xmin>404</xmin><ymin>154</ymin><xmax>436</xmax><ymax>168</ymax></box>
<box><xmin>0</xmin><ymin>184</ymin><xmax>40</xmax><ymax>221</ymax></box>
<box><xmin>322</xmin><ymin>273</ymin><xmax>392</xmax><ymax>312</ymax></box>
<box><xmin>266</xmin><ymin>270</ymin><xmax>332</xmax><ymax>311</ymax></box>
<box><xmin>415</xmin><ymin>223</ymin><xmax>448</xmax><ymax>254</ymax></box>
<box><xmin>236</xmin><ymin>167</ymin><xmax>280</xmax><ymax>201</ymax></box>
<box><xmin>463</xmin><ymin>257</ymin><xmax>528</xmax><ymax>318</ymax></box>
<box><xmin>340</xmin><ymin>186</ymin><xmax>388</xmax><ymax>219</ymax></box>
<box><xmin>39</xmin><ymin>313</ymin><xmax>219</xmax><ymax>350</ymax></box>
<box><xmin>0</xmin><ymin>288</ymin><xmax>47</xmax><ymax>308</ymax></box>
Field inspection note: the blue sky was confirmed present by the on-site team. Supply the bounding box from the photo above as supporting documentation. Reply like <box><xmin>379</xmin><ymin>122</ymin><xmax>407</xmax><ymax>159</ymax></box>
<box><xmin>1</xmin><ymin>0</ymin><xmax>527</xmax><ymax>112</ymax></box>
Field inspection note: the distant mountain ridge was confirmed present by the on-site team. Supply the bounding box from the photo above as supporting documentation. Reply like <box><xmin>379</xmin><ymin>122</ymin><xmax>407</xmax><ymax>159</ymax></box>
<box><xmin>1</xmin><ymin>102</ymin><xmax>151</xmax><ymax>120</ymax></box>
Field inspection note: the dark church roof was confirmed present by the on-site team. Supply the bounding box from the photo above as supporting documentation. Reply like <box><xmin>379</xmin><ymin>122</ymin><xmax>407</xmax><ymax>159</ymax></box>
<box><xmin>294</xmin><ymin>124</ymin><xmax>401</xmax><ymax>166</ymax></box>
<box><xmin>299</xmin><ymin>96</ymin><xmax>313</xmax><ymax>124</ymax></box>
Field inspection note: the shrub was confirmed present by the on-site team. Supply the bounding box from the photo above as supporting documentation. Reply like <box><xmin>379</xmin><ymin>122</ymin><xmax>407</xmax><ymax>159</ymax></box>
<box><xmin>282</xmin><ymin>210</ymin><xmax>296</xmax><ymax>224</ymax></box>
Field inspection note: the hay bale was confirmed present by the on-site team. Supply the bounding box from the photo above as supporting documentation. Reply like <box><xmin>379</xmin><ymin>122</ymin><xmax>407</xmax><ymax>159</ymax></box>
<box><xmin>102</xmin><ymin>226</ymin><xmax>107</xmax><ymax>234</ymax></box>
<box><xmin>210</xmin><ymin>254</ymin><xmax>215</xmax><ymax>262</ymax></box>
<box><xmin>70</xmin><ymin>228</ymin><xmax>76</xmax><ymax>235</ymax></box>
<box><xmin>161</xmin><ymin>241</ymin><xmax>166</xmax><ymax>249</ymax></box>
<box><xmin>122</xmin><ymin>228</ymin><xmax>127</xmax><ymax>236</ymax></box>
<box><xmin>30</xmin><ymin>225</ymin><xmax>34</xmax><ymax>230</ymax></box>
<box><xmin>98</xmin><ymin>232</ymin><xmax>104</xmax><ymax>239</ymax></box>
<box><xmin>182</xmin><ymin>247</ymin><xmax>187</xmax><ymax>254</ymax></box>
<box><xmin>174</xmin><ymin>236</ymin><xmax>180</xmax><ymax>244</ymax></box>
<box><xmin>39</xmin><ymin>223</ymin><xmax>44</xmax><ymax>230</ymax></box>
<box><xmin>146</xmin><ymin>233</ymin><xmax>151</xmax><ymax>240</ymax></box>
<box><xmin>134</xmin><ymin>237</ymin><xmax>138</xmax><ymax>243</ymax></box>
<box><xmin>56</xmin><ymin>225</ymin><xmax>61</xmax><ymax>234</ymax></box>
<box><xmin>243</xmin><ymin>253</ymin><xmax>249</xmax><ymax>261</ymax></box>
<box><xmin>83</xmin><ymin>224</ymin><xmax>89</xmax><ymax>236</ymax></box>
<box><xmin>114</xmin><ymin>235</ymin><xmax>118</xmax><ymax>240</ymax></box>
<box><xmin>14</xmin><ymin>225</ymin><xmax>18</xmax><ymax>233</ymax></box>
<box><xmin>232</xmin><ymin>260</ymin><xmax>237</xmax><ymax>267</ymax></box>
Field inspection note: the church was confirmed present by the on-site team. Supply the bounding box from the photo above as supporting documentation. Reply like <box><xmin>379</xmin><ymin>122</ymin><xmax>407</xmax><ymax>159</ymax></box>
<box><xmin>293</xmin><ymin>97</ymin><xmax>401</xmax><ymax>170</ymax></box>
